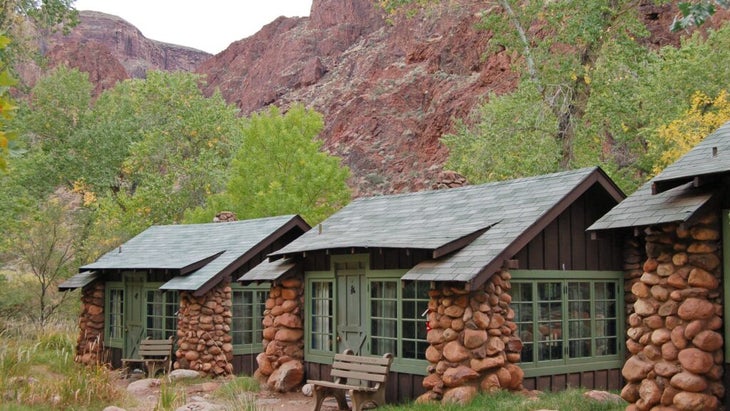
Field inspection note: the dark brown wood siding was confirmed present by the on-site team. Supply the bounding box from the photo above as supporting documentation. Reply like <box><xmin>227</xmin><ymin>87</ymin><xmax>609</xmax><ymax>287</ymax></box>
<box><xmin>514</xmin><ymin>185</ymin><xmax>622</xmax><ymax>271</ymax></box>
<box><xmin>232</xmin><ymin>354</ymin><xmax>259</xmax><ymax>375</ymax></box>
<box><xmin>522</xmin><ymin>368</ymin><xmax>623</xmax><ymax>391</ymax></box>
<box><xmin>304</xmin><ymin>361</ymin><xmax>425</xmax><ymax>403</ymax></box>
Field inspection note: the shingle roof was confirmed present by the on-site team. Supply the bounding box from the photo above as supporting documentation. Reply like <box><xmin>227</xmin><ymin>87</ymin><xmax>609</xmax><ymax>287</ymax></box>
<box><xmin>58</xmin><ymin>271</ymin><xmax>98</xmax><ymax>291</ymax></box>
<box><xmin>652</xmin><ymin>120</ymin><xmax>730</xmax><ymax>193</ymax></box>
<box><xmin>240</xmin><ymin>258</ymin><xmax>296</xmax><ymax>282</ymax></box>
<box><xmin>81</xmin><ymin>215</ymin><xmax>308</xmax><ymax>294</ymax></box>
<box><xmin>588</xmin><ymin>181</ymin><xmax>713</xmax><ymax>230</ymax></box>
<box><xmin>590</xmin><ymin>121</ymin><xmax>730</xmax><ymax>231</ymax></box>
<box><xmin>271</xmin><ymin>167</ymin><xmax>622</xmax><ymax>286</ymax></box>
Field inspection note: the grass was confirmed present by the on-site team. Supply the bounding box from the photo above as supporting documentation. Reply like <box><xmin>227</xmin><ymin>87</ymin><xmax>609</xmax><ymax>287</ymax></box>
<box><xmin>0</xmin><ymin>318</ymin><xmax>625</xmax><ymax>411</ymax></box>
<box><xmin>0</xmin><ymin>320</ymin><xmax>126</xmax><ymax>411</ymax></box>
<box><xmin>381</xmin><ymin>389</ymin><xmax>626</xmax><ymax>411</ymax></box>
<box><xmin>213</xmin><ymin>376</ymin><xmax>261</xmax><ymax>410</ymax></box>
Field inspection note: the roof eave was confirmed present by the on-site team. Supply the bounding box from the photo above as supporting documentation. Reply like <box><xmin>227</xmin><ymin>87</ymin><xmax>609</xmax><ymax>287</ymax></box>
<box><xmin>191</xmin><ymin>215</ymin><xmax>310</xmax><ymax>296</ymax></box>
<box><xmin>468</xmin><ymin>167</ymin><xmax>622</xmax><ymax>288</ymax></box>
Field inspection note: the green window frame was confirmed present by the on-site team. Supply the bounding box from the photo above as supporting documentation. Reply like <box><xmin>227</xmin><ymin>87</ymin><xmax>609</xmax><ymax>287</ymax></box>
<box><xmin>512</xmin><ymin>270</ymin><xmax>624</xmax><ymax>378</ymax></box>
<box><xmin>146</xmin><ymin>289</ymin><xmax>179</xmax><ymax>340</ymax></box>
<box><xmin>305</xmin><ymin>272</ymin><xmax>336</xmax><ymax>363</ymax></box>
<box><xmin>231</xmin><ymin>283</ymin><xmax>269</xmax><ymax>354</ymax></box>
<box><xmin>105</xmin><ymin>282</ymin><xmax>124</xmax><ymax>348</ymax></box>
<box><xmin>368</xmin><ymin>276</ymin><xmax>429</xmax><ymax>375</ymax></box>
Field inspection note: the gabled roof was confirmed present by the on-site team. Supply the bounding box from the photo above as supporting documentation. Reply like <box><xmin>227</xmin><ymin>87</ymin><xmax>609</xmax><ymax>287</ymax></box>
<box><xmin>590</xmin><ymin>121</ymin><xmax>730</xmax><ymax>231</ymax></box>
<box><xmin>652</xmin><ymin>120</ymin><xmax>730</xmax><ymax>194</ymax></box>
<box><xmin>264</xmin><ymin>167</ymin><xmax>623</xmax><ymax>288</ymax></box>
<box><xmin>79</xmin><ymin>215</ymin><xmax>309</xmax><ymax>296</ymax></box>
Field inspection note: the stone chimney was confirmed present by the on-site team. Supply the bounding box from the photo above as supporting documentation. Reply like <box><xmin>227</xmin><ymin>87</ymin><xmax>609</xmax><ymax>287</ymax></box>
<box><xmin>213</xmin><ymin>211</ymin><xmax>237</xmax><ymax>223</ymax></box>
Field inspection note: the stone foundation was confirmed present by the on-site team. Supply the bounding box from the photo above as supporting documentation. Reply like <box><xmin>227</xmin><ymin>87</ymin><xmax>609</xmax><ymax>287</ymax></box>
<box><xmin>256</xmin><ymin>275</ymin><xmax>305</xmax><ymax>392</ymax></box>
<box><xmin>175</xmin><ymin>281</ymin><xmax>234</xmax><ymax>377</ymax></box>
<box><xmin>622</xmin><ymin>212</ymin><xmax>724</xmax><ymax>411</ymax></box>
<box><xmin>419</xmin><ymin>270</ymin><xmax>523</xmax><ymax>404</ymax></box>
<box><xmin>75</xmin><ymin>282</ymin><xmax>105</xmax><ymax>365</ymax></box>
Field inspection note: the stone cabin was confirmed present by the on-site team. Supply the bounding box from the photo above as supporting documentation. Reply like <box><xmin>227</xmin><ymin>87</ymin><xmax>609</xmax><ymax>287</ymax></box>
<box><xmin>60</xmin><ymin>215</ymin><xmax>309</xmax><ymax>376</ymax></box>
<box><xmin>589</xmin><ymin>121</ymin><xmax>730</xmax><ymax>411</ymax></box>
<box><xmin>241</xmin><ymin>167</ymin><xmax>626</xmax><ymax>403</ymax></box>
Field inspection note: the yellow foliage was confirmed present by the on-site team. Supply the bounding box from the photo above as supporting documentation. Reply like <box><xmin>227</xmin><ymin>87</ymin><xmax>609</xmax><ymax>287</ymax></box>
<box><xmin>651</xmin><ymin>90</ymin><xmax>730</xmax><ymax>176</ymax></box>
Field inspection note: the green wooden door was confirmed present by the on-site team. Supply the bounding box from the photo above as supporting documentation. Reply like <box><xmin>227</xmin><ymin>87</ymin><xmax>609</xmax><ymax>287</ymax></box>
<box><xmin>336</xmin><ymin>267</ymin><xmax>366</xmax><ymax>354</ymax></box>
<box><xmin>124</xmin><ymin>274</ymin><xmax>146</xmax><ymax>358</ymax></box>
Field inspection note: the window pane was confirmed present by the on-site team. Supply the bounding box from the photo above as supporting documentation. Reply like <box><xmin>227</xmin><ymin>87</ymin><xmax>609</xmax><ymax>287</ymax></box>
<box><xmin>398</xmin><ymin>281</ymin><xmax>429</xmax><ymax>359</ymax></box>
<box><xmin>537</xmin><ymin>282</ymin><xmax>562</xmax><ymax>361</ymax></box>
<box><xmin>311</xmin><ymin>281</ymin><xmax>333</xmax><ymax>352</ymax></box>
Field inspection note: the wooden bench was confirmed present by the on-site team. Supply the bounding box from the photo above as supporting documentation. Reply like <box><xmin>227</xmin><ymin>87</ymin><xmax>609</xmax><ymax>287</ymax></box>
<box><xmin>121</xmin><ymin>337</ymin><xmax>174</xmax><ymax>378</ymax></box>
<box><xmin>308</xmin><ymin>350</ymin><xmax>393</xmax><ymax>411</ymax></box>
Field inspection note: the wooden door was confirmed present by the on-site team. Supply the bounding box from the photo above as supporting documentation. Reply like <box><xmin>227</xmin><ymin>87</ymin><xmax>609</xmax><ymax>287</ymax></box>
<box><xmin>336</xmin><ymin>266</ymin><xmax>366</xmax><ymax>354</ymax></box>
<box><xmin>124</xmin><ymin>273</ymin><xmax>146</xmax><ymax>358</ymax></box>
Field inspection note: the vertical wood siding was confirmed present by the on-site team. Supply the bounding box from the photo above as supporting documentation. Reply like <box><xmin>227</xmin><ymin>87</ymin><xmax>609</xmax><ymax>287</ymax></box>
<box><xmin>522</xmin><ymin>369</ymin><xmax>623</xmax><ymax>391</ymax></box>
<box><xmin>514</xmin><ymin>186</ymin><xmax>622</xmax><ymax>271</ymax></box>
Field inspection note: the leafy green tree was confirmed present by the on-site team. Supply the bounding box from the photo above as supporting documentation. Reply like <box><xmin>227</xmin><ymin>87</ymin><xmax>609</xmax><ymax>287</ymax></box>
<box><xmin>89</xmin><ymin>72</ymin><xmax>243</xmax><ymax>232</ymax></box>
<box><xmin>187</xmin><ymin>104</ymin><xmax>351</xmax><ymax>225</ymax></box>
<box><xmin>6</xmin><ymin>190</ymin><xmax>91</xmax><ymax>328</ymax></box>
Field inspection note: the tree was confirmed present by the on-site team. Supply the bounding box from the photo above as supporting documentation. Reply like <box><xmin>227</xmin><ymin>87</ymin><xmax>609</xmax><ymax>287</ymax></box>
<box><xmin>7</xmin><ymin>189</ymin><xmax>91</xmax><ymax>328</ymax></box>
<box><xmin>671</xmin><ymin>0</ymin><xmax>730</xmax><ymax>30</ymax></box>
<box><xmin>187</xmin><ymin>104</ymin><xmax>351</xmax><ymax>225</ymax></box>
<box><xmin>0</xmin><ymin>34</ymin><xmax>16</xmax><ymax>171</ymax></box>
<box><xmin>647</xmin><ymin>90</ymin><xmax>730</xmax><ymax>176</ymax></box>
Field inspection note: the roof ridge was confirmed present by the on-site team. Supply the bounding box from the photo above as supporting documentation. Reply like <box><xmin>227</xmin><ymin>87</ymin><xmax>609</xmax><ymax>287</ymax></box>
<box><xmin>352</xmin><ymin>166</ymin><xmax>598</xmax><ymax>203</ymax></box>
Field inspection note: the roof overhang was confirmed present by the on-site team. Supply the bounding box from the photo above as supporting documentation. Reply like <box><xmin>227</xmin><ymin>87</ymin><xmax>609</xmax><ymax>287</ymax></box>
<box><xmin>59</xmin><ymin>271</ymin><xmax>98</xmax><ymax>291</ymax></box>
<box><xmin>239</xmin><ymin>259</ymin><xmax>297</xmax><ymax>283</ymax></box>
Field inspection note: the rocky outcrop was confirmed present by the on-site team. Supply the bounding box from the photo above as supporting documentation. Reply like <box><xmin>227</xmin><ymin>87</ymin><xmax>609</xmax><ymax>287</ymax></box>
<box><xmin>621</xmin><ymin>212</ymin><xmax>724</xmax><ymax>411</ymax></box>
<box><xmin>25</xmin><ymin>10</ymin><xmax>212</xmax><ymax>93</ymax></box>
<box><xmin>33</xmin><ymin>2</ymin><xmax>730</xmax><ymax>196</ymax></box>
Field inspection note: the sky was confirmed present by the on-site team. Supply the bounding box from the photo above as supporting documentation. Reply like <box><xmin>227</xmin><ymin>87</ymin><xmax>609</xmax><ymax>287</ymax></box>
<box><xmin>72</xmin><ymin>1</ymin><xmax>313</xmax><ymax>54</ymax></box>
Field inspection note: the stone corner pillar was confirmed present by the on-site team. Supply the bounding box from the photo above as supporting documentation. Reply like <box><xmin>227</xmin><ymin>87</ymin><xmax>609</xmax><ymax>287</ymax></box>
<box><xmin>419</xmin><ymin>270</ymin><xmax>523</xmax><ymax>404</ymax></box>
<box><xmin>75</xmin><ymin>281</ymin><xmax>105</xmax><ymax>366</ymax></box>
<box><xmin>174</xmin><ymin>281</ymin><xmax>234</xmax><ymax>377</ymax></box>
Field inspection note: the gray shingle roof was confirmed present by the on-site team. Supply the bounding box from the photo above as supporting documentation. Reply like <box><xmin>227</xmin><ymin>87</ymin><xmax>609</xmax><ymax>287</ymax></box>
<box><xmin>240</xmin><ymin>259</ymin><xmax>296</xmax><ymax>282</ymax></box>
<box><xmin>81</xmin><ymin>215</ymin><xmax>305</xmax><ymax>292</ymax></box>
<box><xmin>588</xmin><ymin>181</ymin><xmax>713</xmax><ymax>230</ymax></box>
<box><xmin>58</xmin><ymin>271</ymin><xmax>98</xmax><ymax>290</ymax></box>
<box><xmin>272</xmin><ymin>167</ymin><xmax>619</xmax><ymax>285</ymax></box>
<box><xmin>652</xmin><ymin>120</ymin><xmax>730</xmax><ymax>192</ymax></box>
<box><xmin>590</xmin><ymin>121</ymin><xmax>730</xmax><ymax>231</ymax></box>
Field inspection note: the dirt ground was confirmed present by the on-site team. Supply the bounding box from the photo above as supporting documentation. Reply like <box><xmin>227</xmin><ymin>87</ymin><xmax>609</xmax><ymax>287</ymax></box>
<box><xmin>114</xmin><ymin>374</ymin><xmax>338</xmax><ymax>411</ymax></box>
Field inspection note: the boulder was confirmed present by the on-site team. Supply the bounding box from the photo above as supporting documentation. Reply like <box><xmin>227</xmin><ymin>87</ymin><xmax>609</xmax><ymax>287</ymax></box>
<box><xmin>442</xmin><ymin>385</ymin><xmax>478</xmax><ymax>405</ymax></box>
<box><xmin>267</xmin><ymin>360</ymin><xmax>304</xmax><ymax>392</ymax></box>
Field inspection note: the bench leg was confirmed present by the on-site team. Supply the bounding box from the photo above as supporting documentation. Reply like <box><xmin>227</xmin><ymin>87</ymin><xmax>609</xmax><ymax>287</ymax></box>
<box><xmin>313</xmin><ymin>386</ymin><xmax>349</xmax><ymax>411</ymax></box>
<box><xmin>351</xmin><ymin>389</ymin><xmax>385</xmax><ymax>411</ymax></box>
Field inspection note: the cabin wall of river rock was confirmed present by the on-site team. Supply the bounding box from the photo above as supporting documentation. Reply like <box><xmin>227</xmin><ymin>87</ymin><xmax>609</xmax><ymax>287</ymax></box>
<box><xmin>621</xmin><ymin>209</ymin><xmax>725</xmax><ymax>410</ymax></box>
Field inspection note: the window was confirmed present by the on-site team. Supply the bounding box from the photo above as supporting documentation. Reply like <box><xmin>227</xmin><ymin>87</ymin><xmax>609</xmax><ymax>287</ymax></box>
<box><xmin>107</xmin><ymin>285</ymin><xmax>124</xmax><ymax>347</ymax></box>
<box><xmin>512</xmin><ymin>271</ymin><xmax>623</xmax><ymax>377</ymax></box>
<box><xmin>146</xmin><ymin>290</ymin><xmax>179</xmax><ymax>340</ymax></box>
<box><xmin>231</xmin><ymin>284</ymin><xmax>268</xmax><ymax>353</ymax></box>
<box><xmin>310</xmin><ymin>279</ymin><xmax>334</xmax><ymax>353</ymax></box>
<box><xmin>370</xmin><ymin>280</ymin><xmax>398</xmax><ymax>356</ymax></box>
<box><xmin>369</xmin><ymin>278</ymin><xmax>429</xmax><ymax>367</ymax></box>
